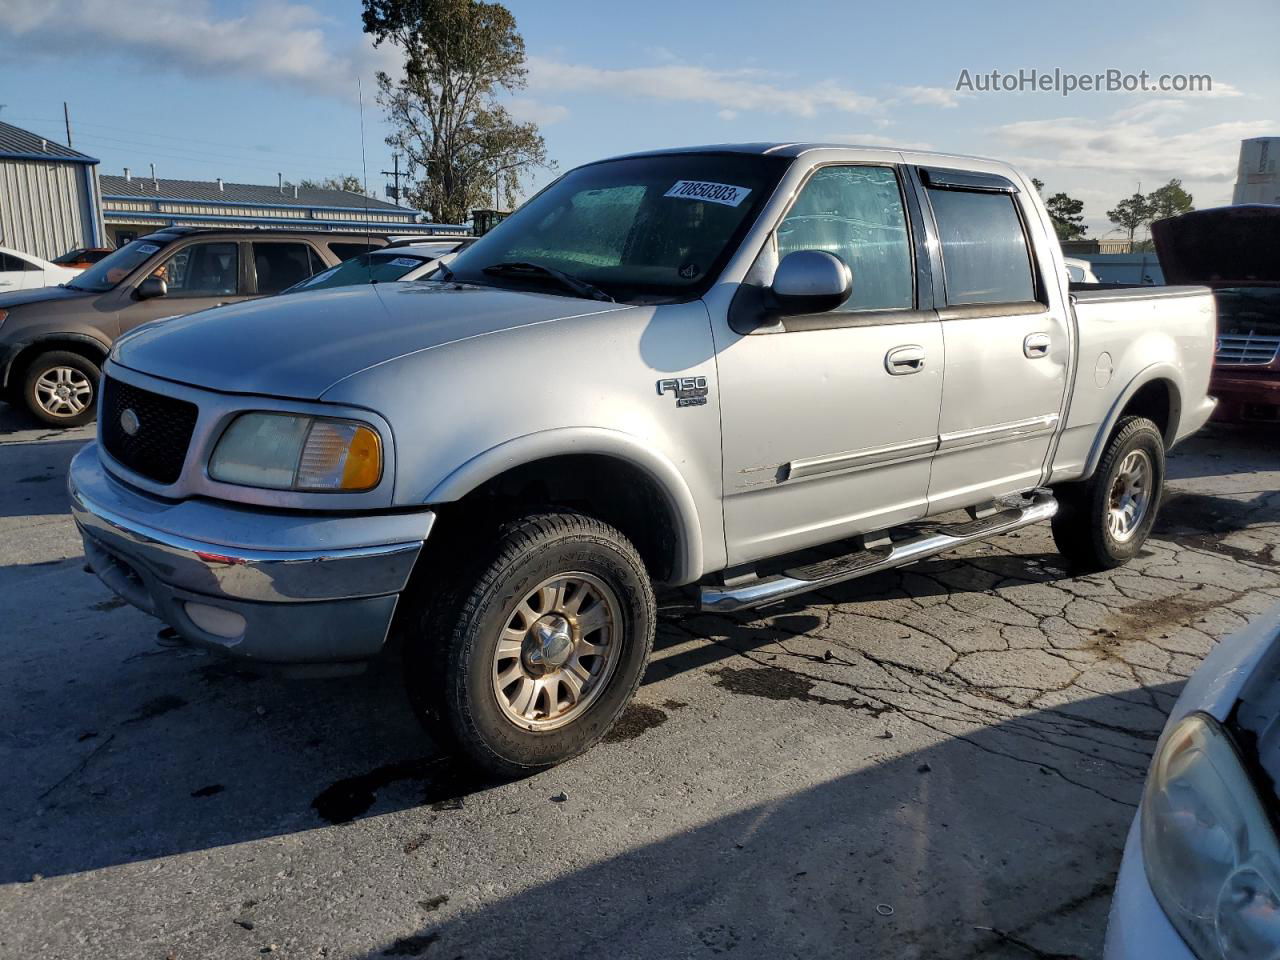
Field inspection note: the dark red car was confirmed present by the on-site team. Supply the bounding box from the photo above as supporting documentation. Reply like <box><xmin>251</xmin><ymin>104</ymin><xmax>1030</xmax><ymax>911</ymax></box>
<box><xmin>1153</xmin><ymin>205</ymin><xmax>1280</xmax><ymax>423</ymax></box>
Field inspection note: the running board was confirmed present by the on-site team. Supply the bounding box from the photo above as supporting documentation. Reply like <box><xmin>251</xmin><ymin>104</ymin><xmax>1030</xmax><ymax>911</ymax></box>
<box><xmin>700</xmin><ymin>491</ymin><xmax>1058</xmax><ymax>613</ymax></box>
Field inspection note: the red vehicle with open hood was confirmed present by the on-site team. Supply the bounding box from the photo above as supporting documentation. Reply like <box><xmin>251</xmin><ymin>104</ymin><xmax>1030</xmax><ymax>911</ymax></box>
<box><xmin>1153</xmin><ymin>204</ymin><xmax>1280</xmax><ymax>424</ymax></box>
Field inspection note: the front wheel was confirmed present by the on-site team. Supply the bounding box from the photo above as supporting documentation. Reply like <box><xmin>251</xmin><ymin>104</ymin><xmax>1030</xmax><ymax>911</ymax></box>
<box><xmin>404</xmin><ymin>511</ymin><xmax>656</xmax><ymax>777</ymax></box>
<box><xmin>22</xmin><ymin>350</ymin><xmax>100</xmax><ymax>427</ymax></box>
<box><xmin>1051</xmin><ymin>415</ymin><xmax>1165</xmax><ymax>570</ymax></box>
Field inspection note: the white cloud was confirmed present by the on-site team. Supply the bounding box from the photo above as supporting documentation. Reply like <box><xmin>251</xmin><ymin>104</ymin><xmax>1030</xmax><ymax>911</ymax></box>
<box><xmin>1</xmin><ymin>0</ymin><xmax>395</xmax><ymax>100</ymax></box>
<box><xmin>894</xmin><ymin>85</ymin><xmax>967</xmax><ymax>109</ymax></box>
<box><xmin>527</xmin><ymin>56</ymin><xmax>880</xmax><ymax>117</ymax></box>
<box><xmin>994</xmin><ymin>101</ymin><xmax>1272</xmax><ymax>235</ymax></box>
<box><xmin>718</xmin><ymin>109</ymin><xmax>739</xmax><ymax>121</ymax></box>
<box><xmin>506</xmin><ymin>97</ymin><xmax>569</xmax><ymax>126</ymax></box>
<box><xmin>995</xmin><ymin>103</ymin><xmax>1268</xmax><ymax>181</ymax></box>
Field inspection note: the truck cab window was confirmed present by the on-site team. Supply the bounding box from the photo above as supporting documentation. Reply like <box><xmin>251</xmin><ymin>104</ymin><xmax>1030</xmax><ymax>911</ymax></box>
<box><xmin>928</xmin><ymin>188</ymin><xmax>1036</xmax><ymax>305</ymax></box>
<box><xmin>776</xmin><ymin>165</ymin><xmax>913</xmax><ymax>312</ymax></box>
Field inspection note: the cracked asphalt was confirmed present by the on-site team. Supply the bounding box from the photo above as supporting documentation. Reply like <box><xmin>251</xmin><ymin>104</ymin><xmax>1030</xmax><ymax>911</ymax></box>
<box><xmin>2</xmin><ymin>402</ymin><xmax>1278</xmax><ymax>960</ymax></box>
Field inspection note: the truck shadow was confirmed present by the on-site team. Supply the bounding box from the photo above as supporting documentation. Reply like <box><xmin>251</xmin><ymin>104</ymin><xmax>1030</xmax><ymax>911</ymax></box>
<box><xmin>348</xmin><ymin>682</ymin><xmax>1169</xmax><ymax>960</ymax></box>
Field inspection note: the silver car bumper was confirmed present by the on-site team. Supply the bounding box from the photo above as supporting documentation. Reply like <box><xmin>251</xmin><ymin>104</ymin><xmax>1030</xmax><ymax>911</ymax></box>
<box><xmin>69</xmin><ymin>444</ymin><xmax>433</xmax><ymax>664</ymax></box>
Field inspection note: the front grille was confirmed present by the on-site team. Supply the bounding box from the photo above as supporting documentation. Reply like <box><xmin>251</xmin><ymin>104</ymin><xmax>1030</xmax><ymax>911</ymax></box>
<box><xmin>99</xmin><ymin>376</ymin><xmax>198</xmax><ymax>485</ymax></box>
<box><xmin>1216</xmin><ymin>333</ymin><xmax>1280</xmax><ymax>366</ymax></box>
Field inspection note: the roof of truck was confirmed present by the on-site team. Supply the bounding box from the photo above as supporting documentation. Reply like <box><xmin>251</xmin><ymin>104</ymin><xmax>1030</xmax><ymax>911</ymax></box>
<box><xmin>604</xmin><ymin>142</ymin><xmax>1005</xmax><ymax>166</ymax></box>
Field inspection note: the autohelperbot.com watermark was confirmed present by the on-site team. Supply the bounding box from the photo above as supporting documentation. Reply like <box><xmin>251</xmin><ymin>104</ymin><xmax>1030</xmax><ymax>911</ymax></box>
<box><xmin>955</xmin><ymin>68</ymin><xmax>1217</xmax><ymax>97</ymax></box>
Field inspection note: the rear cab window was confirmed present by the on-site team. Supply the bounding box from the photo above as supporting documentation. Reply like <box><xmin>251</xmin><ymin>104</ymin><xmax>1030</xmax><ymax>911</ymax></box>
<box><xmin>921</xmin><ymin>167</ymin><xmax>1038</xmax><ymax>307</ymax></box>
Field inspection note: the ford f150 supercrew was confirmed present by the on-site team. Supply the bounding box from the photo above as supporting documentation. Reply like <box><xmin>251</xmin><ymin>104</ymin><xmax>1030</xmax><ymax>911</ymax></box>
<box><xmin>67</xmin><ymin>143</ymin><xmax>1216</xmax><ymax>775</ymax></box>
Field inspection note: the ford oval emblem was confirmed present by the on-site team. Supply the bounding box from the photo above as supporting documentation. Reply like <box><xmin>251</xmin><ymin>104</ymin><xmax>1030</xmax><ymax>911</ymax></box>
<box><xmin>120</xmin><ymin>408</ymin><xmax>141</xmax><ymax>437</ymax></box>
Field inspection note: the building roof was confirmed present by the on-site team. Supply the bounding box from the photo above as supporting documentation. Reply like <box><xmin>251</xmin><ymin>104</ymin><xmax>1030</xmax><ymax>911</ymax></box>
<box><xmin>100</xmin><ymin>174</ymin><xmax>415</xmax><ymax>214</ymax></box>
<box><xmin>0</xmin><ymin>121</ymin><xmax>99</xmax><ymax>164</ymax></box>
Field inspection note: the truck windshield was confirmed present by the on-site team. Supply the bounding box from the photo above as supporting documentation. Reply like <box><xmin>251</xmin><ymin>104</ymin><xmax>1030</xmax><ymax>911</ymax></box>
<box><xmin>444</xmin><ymin>153</ymin><xmax>789</xmax><ymax>302</ymax></box>
<box><xmin>67</xmin><ymin>239</ymin><xmax>170</xmax><ymax>292</ymax></box>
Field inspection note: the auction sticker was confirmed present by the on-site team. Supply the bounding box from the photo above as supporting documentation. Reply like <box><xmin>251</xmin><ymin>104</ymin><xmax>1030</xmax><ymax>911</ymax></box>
<box><xmin>664</xmin><ymin>180</ymin><xmax>752</xmax><ymax>207</ymax></box>
<box><xmin>135</xmin><ymin>243</ymin><xmax>160</xmax><ymax>254</ymax></box>
<box><xmin>391</xmin><ymin>257</ymin><xmax>422</xmax><ymax>267</ymax></box>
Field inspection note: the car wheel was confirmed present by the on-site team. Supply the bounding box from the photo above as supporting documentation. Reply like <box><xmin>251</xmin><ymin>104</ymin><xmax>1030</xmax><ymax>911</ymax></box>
<box><xmin>1051</xmin><ymin>415</ymin><xmax>1165</xmax><ymax>570</ymax></box>
<box><xmin>22</xmin><ymin>350</ymin><xmax>100</xmax><ymax>428</ymax></box>
<box><xmin>404</xmin><ymin>511</ymin><xmax>656</xmax><ymax>777</ymax></box>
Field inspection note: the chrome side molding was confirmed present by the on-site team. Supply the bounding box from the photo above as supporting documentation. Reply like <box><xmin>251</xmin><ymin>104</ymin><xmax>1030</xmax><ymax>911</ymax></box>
<box><xmin>700</xmin><ymin>491</ymin><xmax>1058</xmax><ymax>613</ymax></box>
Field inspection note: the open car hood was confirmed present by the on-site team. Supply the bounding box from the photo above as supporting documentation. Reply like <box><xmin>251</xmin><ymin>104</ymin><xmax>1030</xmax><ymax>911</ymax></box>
<box><xmin>1152</xmin><ymin>205</ymin><xmax>1280</xmax><ymax>287</ymax></box>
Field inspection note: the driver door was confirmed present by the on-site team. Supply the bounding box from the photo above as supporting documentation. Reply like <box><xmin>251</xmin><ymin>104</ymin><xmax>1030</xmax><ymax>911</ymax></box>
<box><xmin>716</xmin><ymin>164</ymin><xmax>944</xmax><ymax>566</ymax></box>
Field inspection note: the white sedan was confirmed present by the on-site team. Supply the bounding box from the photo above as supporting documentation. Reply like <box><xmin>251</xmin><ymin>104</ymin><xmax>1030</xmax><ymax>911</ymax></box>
<box><xmin>1105</xmin><ymin>605</ymin><xmax>1280</xmax><ymax>959</ymax></box>
<box><xmin>0</xmin><ymin>245</ymin><xmax>81</xmax><ymax>291</ymax></box>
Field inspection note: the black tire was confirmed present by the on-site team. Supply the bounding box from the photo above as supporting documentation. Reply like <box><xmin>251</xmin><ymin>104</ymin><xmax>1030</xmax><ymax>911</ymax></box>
<box><xmin>404</xmin><ymin>511</ymin><xmax>656</xmax><ymax>778</ymax></box>
<box><xmin>21</xmin><ymin>350</ymin><xmax>100</xmax><ymax>428</ymax></box>
<box><xmin>1051</xmin><ymin>415</ymin><xmax>1165</xmax><ymax>571</ymax></box>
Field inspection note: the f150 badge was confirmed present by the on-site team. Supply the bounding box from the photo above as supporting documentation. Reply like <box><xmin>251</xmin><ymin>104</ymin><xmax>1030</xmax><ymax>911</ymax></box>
<box><xmin>656</xmin><ymin>376</ymin><xmax>709</xmax><ymax>408</ymax></box>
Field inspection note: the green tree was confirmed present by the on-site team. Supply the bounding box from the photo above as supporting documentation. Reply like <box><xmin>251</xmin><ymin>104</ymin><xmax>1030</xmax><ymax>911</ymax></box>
<box><xmin>1147</xmin><ymin>178</ymin><xmax>1194</xmax><ymax>222</ymax></box>
<box><xmin>1107</xmin><ymin>192</ymin><xmax>1154</xmax><ymax>245</ymax></box>
<box><xmin>362</xmin><ymin>0</ymin><xmax>551</xmax><ymax>225</ymax></box>
<box><xmin>1031</xmin><ymin>178</ymin><xmax>1088</xmax><ymax>241</ymax></box>
<box><xmin>298</xmin><ymin>174</ymin><xmax>366</xmax><ymax>193</ymax></box>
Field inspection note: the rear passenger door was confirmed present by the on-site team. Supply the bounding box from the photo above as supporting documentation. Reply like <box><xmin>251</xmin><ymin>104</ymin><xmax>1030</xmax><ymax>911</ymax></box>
<box><xmin>913</xmin><ymin>166</ymin><xmax>1070</xmax><ymax>514</ymax></box>
<box><xmin>119</xmin><ymin>240</ymin><xmax>248</xmax><ymax>332</ymax></box>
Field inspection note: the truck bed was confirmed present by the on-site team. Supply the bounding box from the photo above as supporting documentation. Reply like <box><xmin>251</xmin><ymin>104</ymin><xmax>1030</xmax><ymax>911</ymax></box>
<box><xmin>1050</xmin><ymin>284</ymin><xmax>1216</xmax><ymax>483</ymax></box>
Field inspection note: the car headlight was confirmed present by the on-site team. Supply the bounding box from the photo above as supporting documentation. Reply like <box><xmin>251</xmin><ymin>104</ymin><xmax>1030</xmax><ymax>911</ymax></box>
<box><xmin>209</xmin><ymin>413</ymin><xmax>382</xmax><ymax>492</ymax></box>
<box><xmin>1142</xmin><ymin>712</ymin><xmax>1280</xmax><ymax>959</ymax></box>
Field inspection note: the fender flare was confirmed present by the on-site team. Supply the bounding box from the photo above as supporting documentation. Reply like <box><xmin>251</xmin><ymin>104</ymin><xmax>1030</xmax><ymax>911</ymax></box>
<box><xmin>1080</xmin><ymin>362</ymin><xmax>1184</xmax><ymax>480</ymax></box>
<box><xmin>1</xmin><ymin>332</ymin><xmax>112</xmax><ymax>389</ymax></box>
<box><xmin>425</xmin><ymin>427</ymin><xmax>705</xmax><ymax>584</ymax></box>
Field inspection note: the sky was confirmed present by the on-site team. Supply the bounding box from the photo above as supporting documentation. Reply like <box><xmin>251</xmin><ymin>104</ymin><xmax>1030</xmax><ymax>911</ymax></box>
<box><xmin>2</xmin><ymin>0</ymin><xmax>1277</xmax><ymax>236</ymax></box>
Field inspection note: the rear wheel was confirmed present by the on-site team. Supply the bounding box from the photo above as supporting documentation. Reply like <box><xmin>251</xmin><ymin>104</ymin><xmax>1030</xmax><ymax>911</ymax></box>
<box><xmin>404</xmin><ymin>511</ymin><xmax>656</xmax><ymax>777</ymax></box>
<box><xmin>22</xmin><ymin>350</ymin><xmax>100</xmax><ymax>427</ymax></box>
<box><xmin>1051</xmin><ymin>415</ymin><xmax>1165</xmax><ymax>570</ymax></box>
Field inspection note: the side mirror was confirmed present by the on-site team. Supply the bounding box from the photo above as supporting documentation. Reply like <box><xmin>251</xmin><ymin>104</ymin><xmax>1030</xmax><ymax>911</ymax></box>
<box><xmin>135</xmin><ymin>276</ymin><xmax>168</xmax><ymax>300</ymax></box>
<box><xmin>769</xmin><ymin>250</ymin><xmax>852</xmax><ymax>316</ymax></box>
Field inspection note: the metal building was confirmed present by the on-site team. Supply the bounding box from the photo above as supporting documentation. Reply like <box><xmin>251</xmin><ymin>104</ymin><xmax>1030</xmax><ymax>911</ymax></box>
<box><xmin>0</xmin><ymin>121</ymin><xmax>104</xmax><ymax>260</ymax></box>
<box><xmin>99</xmin><ymin>174</ymin><xmax>423</xmax><ymax>246</ymax></box>
<box><xmin>1233</xmin><ymin>137</ymin><xmax>1280</xmax><ymax>205</ymax></box>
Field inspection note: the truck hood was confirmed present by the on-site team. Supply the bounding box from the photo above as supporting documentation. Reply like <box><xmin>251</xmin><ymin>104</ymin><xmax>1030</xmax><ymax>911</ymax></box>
<box><xmin>113</xmin><ymin>282</ymin><xmax>630</xmax><ymax>400</ymax></box>
<box><xmin>1152</xmin><ymin>205</ymin><xmax>1280</xmax><ymax>287</ymax></box>
<box><xmin>0</xmin><ymin>284</ymin><xmax>92</xmax><ymax>310</ymax></box>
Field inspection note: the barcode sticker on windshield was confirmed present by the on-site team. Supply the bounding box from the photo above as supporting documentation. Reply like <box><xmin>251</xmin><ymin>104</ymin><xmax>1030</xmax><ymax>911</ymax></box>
<box><xmin>135</xmin><ymin>243</ymin><xmax>160</xmax><ymax>254</ymax></box>
<box><xmin>664</xmin><ymin>180</ymin><xmax>752</xmax><ymax>207</ymax></box>
<box><xmin>391</xmin><ymin>257</ymin><xmax>421</xmax><ymax>267</ymax></box>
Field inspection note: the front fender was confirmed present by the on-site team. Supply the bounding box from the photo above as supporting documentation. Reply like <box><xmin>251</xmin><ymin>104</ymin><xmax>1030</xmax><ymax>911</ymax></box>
<box><xmin>426</xmin><ymin>427</ymin><xmax>706</xmax><ymax>585</ymax></box>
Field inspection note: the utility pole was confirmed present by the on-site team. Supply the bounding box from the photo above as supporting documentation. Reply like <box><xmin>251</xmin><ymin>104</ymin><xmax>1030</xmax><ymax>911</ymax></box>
<box><xmin>380</xmin><ymin>153</ymin><xmax>403</xmax><ymax>203</ymax></box>
<box><xmin>63</xmin><ymin>102</ymin><xmax>73</xmax><ymax>148</ymax></box>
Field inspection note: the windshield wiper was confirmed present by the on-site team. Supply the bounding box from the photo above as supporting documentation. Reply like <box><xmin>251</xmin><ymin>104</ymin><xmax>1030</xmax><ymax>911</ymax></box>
<box><xmin>480</xmin><ymin>261</ymin><xmax>614</xmax><ymax>302</ymax></box>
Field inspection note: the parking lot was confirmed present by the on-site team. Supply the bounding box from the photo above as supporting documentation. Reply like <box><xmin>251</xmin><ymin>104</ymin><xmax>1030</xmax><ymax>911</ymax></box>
<box><xmin>1</xmin><ymin>404</ymin><xmax>1277</xmax><ymax>960</ymax></box>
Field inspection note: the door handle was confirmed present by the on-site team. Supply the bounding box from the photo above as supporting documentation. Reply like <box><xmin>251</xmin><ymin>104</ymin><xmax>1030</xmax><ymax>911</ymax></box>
<box><xmin>1024</xmin><ymin>333</ymin><xmax>1052</xmax><ymax>358</ymax></box>
<box><xmin>885</xmin><ymin>344</ymin><xmax>926</xmax><ymax>375</ymax></box>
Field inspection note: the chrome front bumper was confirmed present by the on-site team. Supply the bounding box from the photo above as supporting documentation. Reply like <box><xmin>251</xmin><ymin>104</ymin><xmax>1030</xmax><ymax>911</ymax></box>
<box><xmin>69</xmin><ymin>444</ymin><xmax>433</xmax><ymax>664</ymax></box>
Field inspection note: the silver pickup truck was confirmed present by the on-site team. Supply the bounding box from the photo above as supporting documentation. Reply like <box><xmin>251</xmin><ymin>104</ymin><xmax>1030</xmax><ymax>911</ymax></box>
<box><xmin>68</xmin><ymin>143</ymin><xmax>1216</xmax><ymax>775</ymax></box>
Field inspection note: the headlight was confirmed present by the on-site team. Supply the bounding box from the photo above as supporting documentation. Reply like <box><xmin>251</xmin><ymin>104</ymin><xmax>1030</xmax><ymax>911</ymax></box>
<box><xmin>209</xmin><ymin>413</ymin><xmax>382</xmax><ymax>492</ymax></box>
<box><xmin>1142</xmin><ymin>712</ymin><xmax>1280</xmax><ymax>959</ymax></box>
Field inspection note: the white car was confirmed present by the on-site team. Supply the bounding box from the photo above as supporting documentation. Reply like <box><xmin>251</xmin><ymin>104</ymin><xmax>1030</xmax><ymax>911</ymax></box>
<box><xmin>1065</xmin><ymin>256</ymin><xmax>1101</xmax><ymax>284</ymax></box>
<box><xmin>0</xmin><ymin>245</ymin><xmax>81</xmax><ymax>291</ymax></box>
<box><xmin>1105</xmin><ymin>605</ymin><xmax>1280</xmax><ymax>959</ymax></box>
